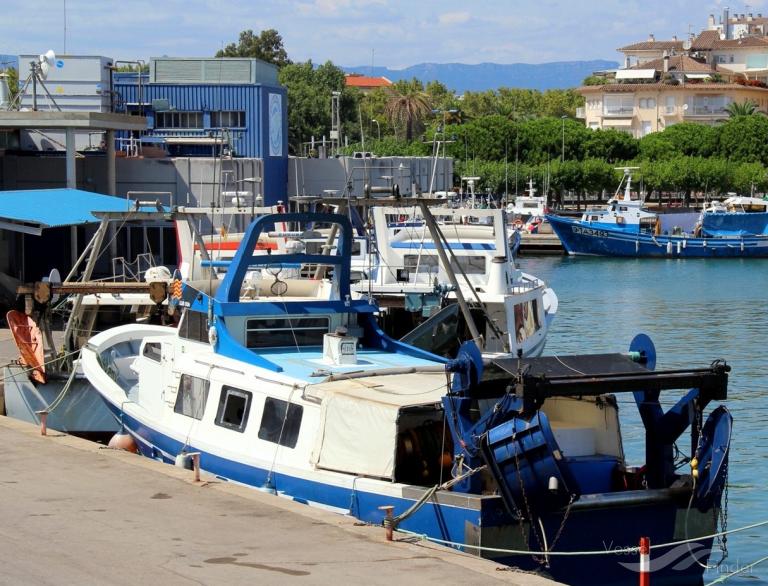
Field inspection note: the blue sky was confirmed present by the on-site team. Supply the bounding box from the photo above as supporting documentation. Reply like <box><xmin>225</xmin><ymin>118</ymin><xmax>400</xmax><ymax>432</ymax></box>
<box><xmin>0</xmin><ymin>0</ymin><xmax>763</xmax><ymax>68</ymax></box>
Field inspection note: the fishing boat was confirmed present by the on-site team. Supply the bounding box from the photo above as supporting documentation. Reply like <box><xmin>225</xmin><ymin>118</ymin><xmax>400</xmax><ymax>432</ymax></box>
<box><xmin>354</xmin><ymin>205</ymin><xmax>556</xmax><ymax>357</ymax></box>
<box><xmin>81</xmin><ymin>211</ymin><xmax>734</xmax><ymax>585</ymax></box>
<box><xmin>507</xmin><ymin>179</ymin><xmax>547</xmax><ymax>226</ymax></box>
<box><xmin>547</xmin><ymin>169</ymin><xmax>768</xmax><ymax>257</ymax></box>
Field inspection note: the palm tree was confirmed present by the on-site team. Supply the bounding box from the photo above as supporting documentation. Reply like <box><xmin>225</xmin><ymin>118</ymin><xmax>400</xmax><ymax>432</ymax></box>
<box><xmin>725</xmin><ymin>99</ymin><xmax>759</xmax><ymax>117</ymax></box>
<box><xmin>384</xmin><ymin>85</ymin><xmax>432</xmax><ymax>140</ymax></box>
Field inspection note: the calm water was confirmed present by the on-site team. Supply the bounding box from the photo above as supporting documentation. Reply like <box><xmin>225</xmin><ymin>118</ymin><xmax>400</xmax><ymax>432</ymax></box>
<box><xmin>517</xmin><ymin>256</ymin><xmax>768</xmax><ymax>585</ymax></box>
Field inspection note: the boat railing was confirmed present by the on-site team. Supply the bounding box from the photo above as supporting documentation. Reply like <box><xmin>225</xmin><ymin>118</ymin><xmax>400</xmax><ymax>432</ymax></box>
<box><xmin>111</xmin><ymin>253</ymin><xmax>156</xmax><ymax>283</ymax></box>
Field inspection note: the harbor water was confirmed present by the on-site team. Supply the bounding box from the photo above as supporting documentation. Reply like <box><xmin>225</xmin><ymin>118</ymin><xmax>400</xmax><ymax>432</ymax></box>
<box><xmin>517</xmin><ymin>256</ymin><xmax>768</xmax><ymax>584</ymax></box>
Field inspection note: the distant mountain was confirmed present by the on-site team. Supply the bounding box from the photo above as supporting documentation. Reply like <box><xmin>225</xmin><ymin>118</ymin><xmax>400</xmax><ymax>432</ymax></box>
<box><xmin>342</xmin><ymin>60</ymin><xmax>618</xmax><ymax>93</ymax></box>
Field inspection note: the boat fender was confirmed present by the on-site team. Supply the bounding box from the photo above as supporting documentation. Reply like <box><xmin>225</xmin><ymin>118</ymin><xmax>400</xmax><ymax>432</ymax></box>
<box><xmin>666</xmin><ymin>241</ymin><xmax>672</xmax><ymax>255</ymax></box>
<box><xmin>108</xmin><ymin>430</ymin><xmax>138</xmax><ymax>453</ymax></box>
<box><xmin>208</xmin><ymin>325</ymin><xmax>218</xmax><ymax>348</ymax></box>
<box><xmin>175</xmin><ymin>451</ymin><xmax>193</xmax><ymax>469</ymax></box>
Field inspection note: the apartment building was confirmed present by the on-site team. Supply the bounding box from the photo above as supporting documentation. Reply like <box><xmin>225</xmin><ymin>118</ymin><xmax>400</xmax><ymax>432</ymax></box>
<box><xmin>578</xmin><ymin>9</ymin><xmax>768</xmax><ymax>137</ymax></box>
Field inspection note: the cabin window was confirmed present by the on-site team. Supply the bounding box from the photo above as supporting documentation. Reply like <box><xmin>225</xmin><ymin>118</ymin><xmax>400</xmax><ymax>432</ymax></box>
<box><xmin>215</xmin><ymin>387</ymin><xmax>252</xmax><ymax>432</ymax></box>
<box><xmin>258</xmin><ymin>397</ymin><xmax>303</xmax><ymax>448</ymax></box>
<box><xmin>514</xmin><ymin>299</ymin><xmax>541</xmax><ymax>344</ymax></box>
<box><xmin>142</xmin><ymin>342</ymin><xmax>162</xmax><ymax>362</ymax></box>
<box><xmin>246</xmin><ymin>316</ymin><xmax>330</xmax><ymax>348</ymax></box>
<box><xmin>174</xmin><ymin>374</ymin><xmax>210</xmax><ymax>420</ymax></box>
<box><xmin>590</xmin><ymin>215</ymin><xmax>599</xmax><ymax>221</ymax></box>
<box><xmin>179</xmin><ymin>310</ymin><xmax>208</xmax><ymax>344</ymax></box>
<box><xmin>404</xmin><ymin>254</ymin><xmax>485</xmax><ymax>276</ymax></box>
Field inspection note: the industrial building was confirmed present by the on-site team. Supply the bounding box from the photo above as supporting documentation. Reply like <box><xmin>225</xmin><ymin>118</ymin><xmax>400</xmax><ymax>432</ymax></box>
<box><xmin>113</xmin><ymin>57</ymin><xmax>288</xmax><ymax>202</ymax></box>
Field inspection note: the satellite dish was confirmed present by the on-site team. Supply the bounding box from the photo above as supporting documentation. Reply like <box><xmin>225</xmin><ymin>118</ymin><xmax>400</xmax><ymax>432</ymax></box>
<box><xmin>38</xmin><ymin>50</ymin><xmax>56</xmax><ymax>80</ymax></box>
<box><xmin>43</xmin><ymin>268</ymin><xmax>61</xmax><ymax>303</ymax></box>
<box><xmin>683</xmin><ymin>104</ymin><xmax>689</xmax><ymax>111</ymax></box>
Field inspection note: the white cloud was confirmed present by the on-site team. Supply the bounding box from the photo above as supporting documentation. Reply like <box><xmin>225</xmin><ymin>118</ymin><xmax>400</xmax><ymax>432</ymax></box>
<box><xmin>438</xmin><ymin>11</ymin><xmax>471</xmax><ymax>26</ymax></box>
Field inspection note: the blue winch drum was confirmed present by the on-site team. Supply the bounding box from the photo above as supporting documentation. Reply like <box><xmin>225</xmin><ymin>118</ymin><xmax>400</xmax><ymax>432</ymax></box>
<box><xmin>481</xmin><ymin>410</ymin><xmax>579</xmax><ymax>517</ymax></box>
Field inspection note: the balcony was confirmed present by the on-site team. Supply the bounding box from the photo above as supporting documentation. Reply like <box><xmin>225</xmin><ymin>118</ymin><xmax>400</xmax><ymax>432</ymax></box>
<box><xmin>684</xmin><ymin>106</ymin><xmax>728</xmax><ymax>118</ymax></box>
<box><xmin>602</xmin><ymin>107</ymin><xmax>635</xmax><ymax>118</ymax></box>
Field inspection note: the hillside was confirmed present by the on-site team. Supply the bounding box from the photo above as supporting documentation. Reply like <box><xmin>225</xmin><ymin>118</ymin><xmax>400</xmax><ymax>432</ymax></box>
<box><xmin>342</xmin><ymin>60</ymin><xmax>618</xmax><ymax>92</ymax></box>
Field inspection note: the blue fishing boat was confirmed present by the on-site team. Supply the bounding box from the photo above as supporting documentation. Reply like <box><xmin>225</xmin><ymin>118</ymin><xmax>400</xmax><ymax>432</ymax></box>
<box><xmin>547</xmin><ymin>170</ymin><xmax>768</xmax><ymax>257</ymax></box>
<box><xmin>81</xmin><ymin>211</ymin><xmax>734</xmax><ymax>585</ymax></box>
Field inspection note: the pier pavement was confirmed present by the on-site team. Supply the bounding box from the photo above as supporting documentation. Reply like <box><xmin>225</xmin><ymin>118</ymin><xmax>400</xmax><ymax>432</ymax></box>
<box><xmin>0</xmin><ymin>415</ymin><xmax>563</xmax><ymax>586</ymax></box>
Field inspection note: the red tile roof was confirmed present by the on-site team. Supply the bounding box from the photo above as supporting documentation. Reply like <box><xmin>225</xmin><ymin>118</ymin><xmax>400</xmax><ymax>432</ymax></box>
<box><xmin>707</xmin><ymin>36</ymin><xmax>768</xmax><ymax>49</ymax></box>
<box><xmin>619</xmin><ymin>40</ymin><xmax>685</xmax><ymax>52</ymax></box>
<box><xmin>345</xmin><ymin>74</ymin><xmax>393</xmax><ymax>88</ymax></box>
<box><xmin>691</xmin><ymin>30</ymin><xmax>721</xmax><ymax>50</ymax></box>
<box><xmin>630</xmin><ymin>55</ymin><xmax>714</xmax><ymax>72</ymax></box>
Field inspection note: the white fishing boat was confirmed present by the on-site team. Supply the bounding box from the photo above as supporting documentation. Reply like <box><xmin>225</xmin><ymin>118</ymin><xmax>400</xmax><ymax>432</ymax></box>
<box><xmin>80</xmin><ymin>210</ymin><xmax>735</xmax><ymax>586</ymax></box>
<box><xmin>353</xmin><ymin>205</ymin><xmax>556</xmax><ymax>358</ymax></box>
<box><xmin>507</xmin><ymin>179</ymin><xmax>547</xmax><ymax>225</ymax></box>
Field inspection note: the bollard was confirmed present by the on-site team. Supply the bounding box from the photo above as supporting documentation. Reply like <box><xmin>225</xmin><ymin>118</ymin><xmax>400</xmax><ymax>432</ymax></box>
<box><xmin>36</xmin><ymin>411</ymin><xmax>48</xmax><ymax>436</ymax></box>
<box><xmin>379</xmin><ymin>505</ymin><xmax>395</xmax><ymax>541</ymax></box>
<box><xmin>188</xmin><ymin>452</ymin><xmax>201</xmax><ymax>482</ymax></box>
<box><xmin>639</xmin><ymin>536</ymin><xmax>650</xmax><ymax>586</ymax></box>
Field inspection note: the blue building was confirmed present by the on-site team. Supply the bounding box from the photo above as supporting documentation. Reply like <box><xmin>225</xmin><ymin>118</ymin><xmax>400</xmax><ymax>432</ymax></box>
<box><xmin>114</xmin><ymin>57</ymin><xmax>288</xmax><ymax>204</ymax></box>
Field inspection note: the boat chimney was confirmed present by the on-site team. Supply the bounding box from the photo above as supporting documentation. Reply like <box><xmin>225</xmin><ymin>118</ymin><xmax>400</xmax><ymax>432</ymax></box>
<box><xmin>487</xmin><ymin>256</ymin><xmax>509</xmax><ymax>296</ymax></box>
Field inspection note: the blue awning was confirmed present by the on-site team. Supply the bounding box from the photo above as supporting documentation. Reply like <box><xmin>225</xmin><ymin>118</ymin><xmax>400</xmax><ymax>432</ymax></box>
<box><xmin>0</xmin><ymin>188</ymin><xmax>155</xmax><ymax>235</ymax></box>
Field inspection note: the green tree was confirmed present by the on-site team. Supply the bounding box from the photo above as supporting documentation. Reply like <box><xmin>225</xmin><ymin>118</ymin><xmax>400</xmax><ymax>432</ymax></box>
<box><xmin>278</xmin><ymin>60</ymin><xmax>357</xmax><ymax>154</ymax></box>
<box><xmin>583</xmin><ymin>129</ymin><xmax>638</xmax><ymax>162</ymax></box>
<box><xmin>1</xmin><ymin>66</ymin><xmax>18</xmax><ymax>103</ymax></box>
<box><xmin>216</xmin><ymin>29</ymin><xmax>291</xmax><ymax>67</ymax></box>
<box><xmin>725</xmin><ymin>99</ymin><xmax>759</xmax><ymax>118</ymax></box>
<box><xmin>384</xmin><ymin>79</ymin><xmax>432</xmax><ymax>140</ymax></box>
<box><xmin>718</xmin><ymin>115</ymin><xmax>768</xmax><ymax>164</ymax></box>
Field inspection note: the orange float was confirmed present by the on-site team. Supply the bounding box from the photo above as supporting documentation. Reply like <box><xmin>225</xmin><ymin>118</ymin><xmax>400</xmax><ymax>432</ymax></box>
<box><xmin>6</xmin><ymin>310</ymin><xmax>46</xmax><ymax>384</ymax></box>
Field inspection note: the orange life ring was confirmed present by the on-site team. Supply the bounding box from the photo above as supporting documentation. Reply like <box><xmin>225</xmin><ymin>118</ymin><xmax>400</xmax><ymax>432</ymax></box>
<box><xmin>513</xmin><ymin>219</ymin><xmax>524</xmax><ymax>229</ymax></box>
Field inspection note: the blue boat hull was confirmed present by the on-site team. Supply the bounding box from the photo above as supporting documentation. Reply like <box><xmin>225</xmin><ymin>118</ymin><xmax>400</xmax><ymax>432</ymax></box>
<box><xmin>101</xmin><ymin>398</ymin><xmax>718</xmax><ymax>585</ymax></box>
<box><xmin>547</xmin><ymin>214</ymin><xmax>768</xmax><ymax>258</ymax></box>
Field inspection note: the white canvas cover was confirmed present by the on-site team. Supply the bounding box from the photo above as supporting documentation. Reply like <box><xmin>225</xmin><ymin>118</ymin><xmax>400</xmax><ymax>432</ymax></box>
<box><xmin>309</xmin><ymin>373</ymin><xmax>447</xmax><ymax>479</ymax></box>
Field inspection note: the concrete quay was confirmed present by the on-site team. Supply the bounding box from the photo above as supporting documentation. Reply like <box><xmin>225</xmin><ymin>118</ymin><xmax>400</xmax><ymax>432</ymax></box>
<box><xmin>0</xmin><ymin>416</ymin><xmax>562</xmax><ymax>586</ymax></box>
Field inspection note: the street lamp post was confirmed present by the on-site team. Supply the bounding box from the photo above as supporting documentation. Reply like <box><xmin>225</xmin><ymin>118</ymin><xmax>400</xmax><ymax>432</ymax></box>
<box><xmin>561</xmin><ymin>115</ymin><xmax>567</xmax><ymax>163</ymax></box>
<box><xmin>371</xmin><ymin>119</ymin><xmax>381</xmax><ymax>141</ymax></box>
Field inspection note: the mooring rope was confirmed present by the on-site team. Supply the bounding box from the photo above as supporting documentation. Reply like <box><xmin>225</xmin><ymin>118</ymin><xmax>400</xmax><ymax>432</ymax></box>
<box><xmin>394</xmin><ymin>517</ymin><xmax>768</xmax><ymax>558</ymax></box>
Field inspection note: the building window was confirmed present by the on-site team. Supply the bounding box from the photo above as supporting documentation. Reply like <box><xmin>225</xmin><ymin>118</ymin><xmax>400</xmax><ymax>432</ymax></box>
<box><xmin>155</xmin><ymin>111</ymin><xmax>204</xmax><ymax>129</ymax></box>
<box><xmin>603</xmin><ymin>95</ymin><xmax>634</xmax><ymax>116</ymax></box>
<box><xmin>716</xmin><ymin>55</ymin><xmax>727</xmax><ymax>64</ymax></box>
<box><xmin>174</xmin><ymin>374</ymin><xmax>210</xmax><ymax>420</ymax></box>
<box><xmin>246</xmin><ymin>316</ymin><xmax>330</xmax><ymax>348</ymax></box>
<box><xmin>665</xmin><ymin>96</ymin><xmax>676</xmax><ymax>114</ymax></box>
<box><xmin>215</xmin><ymin>387</ymin><xmax>252</xmax><ymax>432</ymax></box>
<box><xmin>258</xmin><ymin>397</ymin><xmax>303</xmax><ymax>448</ymax></box>
<box><xmin>211</xmin><ymin>111</ymin><xmax>246</xmax><ymax>128</ymax></box>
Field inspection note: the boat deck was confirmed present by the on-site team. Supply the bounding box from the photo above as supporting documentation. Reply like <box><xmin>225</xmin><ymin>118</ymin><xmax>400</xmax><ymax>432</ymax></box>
<box><xmin>0</xmin><ymin>415</ymin><xmax>562</xmax><ymax>586</ymax></box>
<box><xmin>259</xmin><ymin>346</ymin><xmax>441</xmax><ymax>382</ymax></box>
